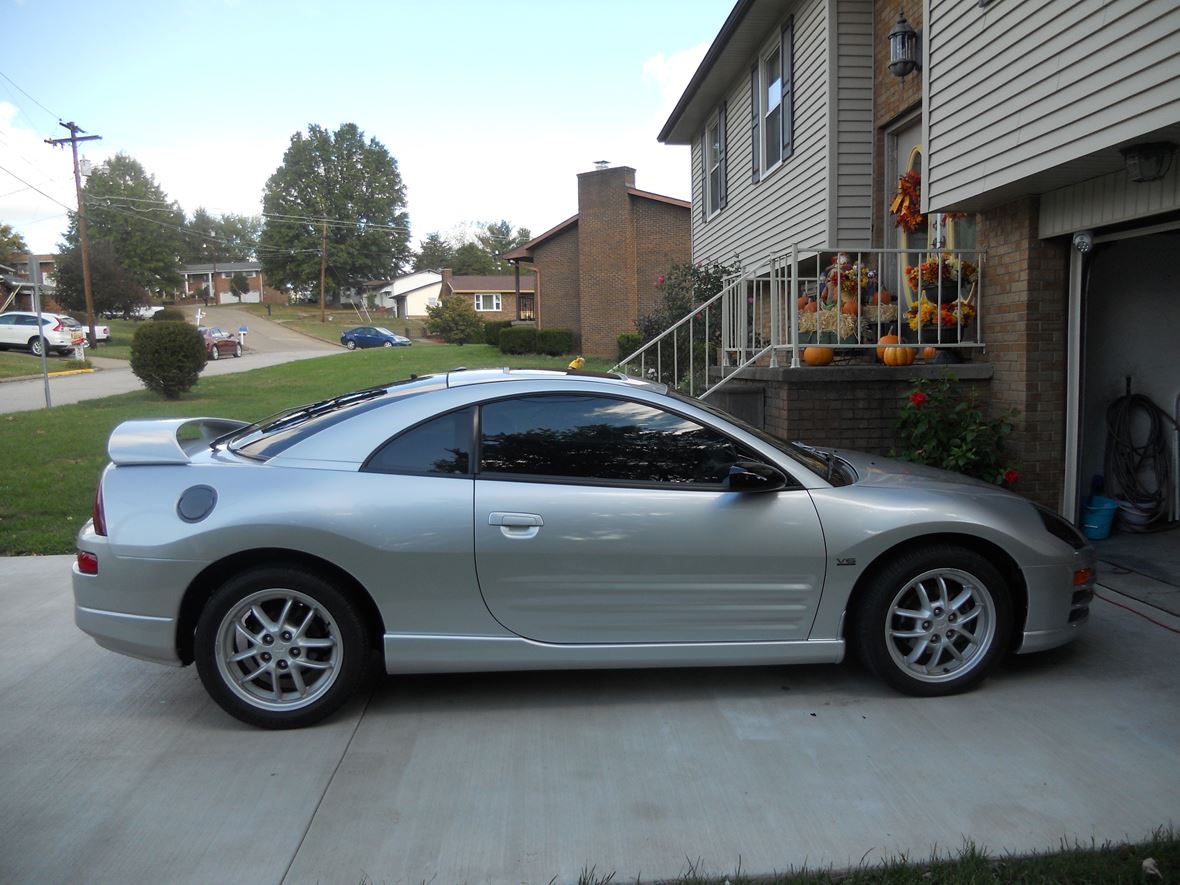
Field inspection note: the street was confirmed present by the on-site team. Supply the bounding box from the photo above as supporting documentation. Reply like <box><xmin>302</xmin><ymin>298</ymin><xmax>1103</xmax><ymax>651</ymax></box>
<box><xmin>0</xmin><ymin>306</ymin><xmax>340</xmax><ymax>415</ymax></box>
<box><xmin>0</xmin><ymin>554</ymin><xmax>1176</xmax><ymax>884</ymax></box>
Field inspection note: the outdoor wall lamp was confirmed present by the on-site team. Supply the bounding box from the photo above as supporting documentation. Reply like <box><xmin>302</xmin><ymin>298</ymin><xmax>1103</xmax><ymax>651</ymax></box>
<box><xmin>1120</xmin><ymin>142</ymin><xmax>1176</xmax><ymax>183</ymax></box>
<box><xmin>888</xmin><ymin>9</ymin><xmax>921</xmax><ymax>78</ymax></box>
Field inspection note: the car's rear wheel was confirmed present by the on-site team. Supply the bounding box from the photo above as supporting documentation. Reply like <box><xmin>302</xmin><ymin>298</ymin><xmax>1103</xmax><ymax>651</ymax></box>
<box><xmin>856</xmin><ymin>546</ymin><xmax>1011</xmax><ymax>696</ymax></box>
<box><xmin>195</xmin><ymin>567</ymin><xmax>368</xmax><ymax>728</ymax></box>
<box><xmin>233</xmin><ymin>343</ymin><xmax>242</xmax><ymax>357</ymax></box>
<box><xmin>346</xmin><ymin>340</ymin><xmax>357</xmax><ymax>350</ymax></box>
<box><xmin>209</xmin><ymin>345</ymin><xmax>219</xmax><ymax>360</ymax></box>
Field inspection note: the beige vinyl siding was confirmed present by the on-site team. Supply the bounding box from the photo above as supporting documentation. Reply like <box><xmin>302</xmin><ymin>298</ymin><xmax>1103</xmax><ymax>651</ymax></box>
<box><xmin>924</xmin><ymin>0</ymin><xmax>1180</xmax><ymax>210</ymax></box>
<box><xmin>692</xmin><ymin>0</ymin><xmax>830</xmax><ymax>267</ymax></box>
<box><xmin>1039</xmin><ymin>165</ymin><xmax>1180</xmax><ymax>237</ymax></box>
<box><xmin>832</xmin><ymin>0</ymin><xmax>873</xmax><ymax>245</ymax></box>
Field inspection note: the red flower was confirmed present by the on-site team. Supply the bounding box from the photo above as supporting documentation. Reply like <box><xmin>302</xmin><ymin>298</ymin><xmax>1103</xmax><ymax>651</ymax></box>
<box><xmin>1004</xmin><ymin>468</ymin><xmax>1019</xmax><ymax>485</ymax></box>
<box><xmin>657</xmin><ymin>273</ymin><xmax>666</xmax><ymax>285</ymax></box>
<box><xmin>909</xmin><ymin>392</ymin><xmax>927</xmax><ymax>407</ymax></box>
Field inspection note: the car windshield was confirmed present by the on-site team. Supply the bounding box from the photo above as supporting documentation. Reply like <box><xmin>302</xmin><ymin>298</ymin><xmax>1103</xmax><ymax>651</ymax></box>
<box><xmin>665</xmin><ymin>389</ymin><xmax>833</xmax><ymax>479</ymax></box>
<box><xmin>225</xmin><ymin>374</ymin><xmax>448</xmax><ymax>460</ymax></box>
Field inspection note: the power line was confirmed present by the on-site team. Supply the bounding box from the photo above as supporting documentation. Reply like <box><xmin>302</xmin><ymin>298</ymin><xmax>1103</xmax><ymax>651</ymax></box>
<box><xmin>0</xmin><ymin>162</ymin><xmax>74</xmax><ymax>211</ymax></box>
<box><xmin>0</xmin><ymin>70</ymin><xmax>61</xmax><ymax>122</ymax></box>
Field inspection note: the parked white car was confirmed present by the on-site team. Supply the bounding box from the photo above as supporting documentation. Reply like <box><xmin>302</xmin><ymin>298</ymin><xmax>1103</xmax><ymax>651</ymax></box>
<box><xmin>61</xmin><ymin>315</ymin><xmax>110</xmax><ymax>343</ymax></box>
<box><xmin>0</xmin><ymin>311</ymin><xmax>79</xmax><ymax>356</ymax></box>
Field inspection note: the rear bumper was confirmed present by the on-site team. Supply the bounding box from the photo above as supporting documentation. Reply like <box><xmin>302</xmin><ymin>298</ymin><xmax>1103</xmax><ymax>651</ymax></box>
<box><xmin>74</xmin><ymin>597</ymin><xmax>181</xmax><ymax>666</ymax></box>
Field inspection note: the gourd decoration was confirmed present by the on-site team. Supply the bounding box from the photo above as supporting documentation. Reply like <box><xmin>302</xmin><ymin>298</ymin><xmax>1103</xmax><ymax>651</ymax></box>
<box><xmin>882</xmin><ymin>345</ymin><xmax>916</xmax><ymax>367</ymax></box>
<box><xmin>876</xmin><ymin>334</ymin><xmax>900</xmax><ymax>361</ymax></box>
<box><xmin>803</xmin><ymin>346</ymin><xmax>834</xmax><ymax>366</ymax></box>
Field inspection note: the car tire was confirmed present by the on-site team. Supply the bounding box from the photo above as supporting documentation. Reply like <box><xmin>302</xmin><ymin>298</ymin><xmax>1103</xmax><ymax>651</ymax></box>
<box><xmin>209</xmin><ymin>345</ymin><xmax>219</xmax><ymax>361</ymax></box>
<box><xmin>382</xmin><ymin>341</ymin><xmax>393</xmax><ymax>348</ymax></box>
<box><xmin>194</xmin><ymin>566</ymin><xmax>369</xmax><ymax>729</ymax></box>
<box><xmin>855</xmin><ymin>545</ymin><xmax>1012</xmax><ymax>697</ymax></box>
<box><xmin>233</xmin><ymin>343</ymin><xmax>242</xmax><ymax>358</ymax></box>
<box><xmin>346</xmin><ymin>340</ymin><xmax>357</xmax><ymax>350</ymax></box>
<box><xmin>28</xmin><ymin>336</ymin><xmax>44</xmax><ymax>357</ymax></box>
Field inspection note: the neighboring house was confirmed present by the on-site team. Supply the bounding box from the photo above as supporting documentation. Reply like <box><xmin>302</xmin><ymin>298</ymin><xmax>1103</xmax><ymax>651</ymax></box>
<box><xmin>439</xmin><ymin>272</ymin><xmax>535</xmax><ymax>323</ymax></box>
<box><xmin>653</xmin><ymin>0</ymin><xmax>1180</xmax><ymax>517</ymax></box>
<box><xmin>504</xmin><ymin>165</ymin><xmax>691</xmax><ymax>357</ymax></box>
<box><xmin>180</xmin><ymin>262</ymin><xmax>284</xmax><ymax>305</ymax></box>
<box><xmin>1</xmin><ymin>255</ymin><xmax>58</xmax><ymax>312</ymax></box>
<box><xmin>374</xmin><ymin>271</ymin><xmax>443</xmax><ymax>317</ymax></box>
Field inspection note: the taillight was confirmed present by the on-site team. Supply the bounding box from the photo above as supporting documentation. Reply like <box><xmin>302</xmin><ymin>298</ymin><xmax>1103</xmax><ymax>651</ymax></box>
<box><xmin>51</xmin><ymin>319</ymin><xmax>63</xmax><ymax>332</ymax></box>
<box><xmin>92</xmin><ymin>482</ymin><xmax>107</xmax><ymax>536</ymax></box>
<box><xmin>77</xmin><ymin>551</ymin><xmax>98</xmax><ymax>575</ymax></box>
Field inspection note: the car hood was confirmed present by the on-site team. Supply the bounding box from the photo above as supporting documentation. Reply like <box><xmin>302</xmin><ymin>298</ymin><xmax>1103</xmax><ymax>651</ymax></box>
<box><xmin>824</xmin><ymin>448</ymin><xmax>1005</xmax><ymax>493</ymax></box>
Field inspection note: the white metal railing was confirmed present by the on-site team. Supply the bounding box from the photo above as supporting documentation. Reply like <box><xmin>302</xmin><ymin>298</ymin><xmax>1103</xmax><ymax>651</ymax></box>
<box><xmin>613</xmin><ymin>245</ymin><xmax>985</xmax><ymax>399</ymax></box>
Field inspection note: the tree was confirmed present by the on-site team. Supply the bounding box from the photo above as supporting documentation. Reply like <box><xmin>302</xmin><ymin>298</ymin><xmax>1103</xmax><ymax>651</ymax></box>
<box><xmin>182</xmin><ymin>209</ymin><xmax>262</xmax><ymax>264</ymax></box>
<box><xmin>55</xmin><ymin>240</ymin><xmax>147</xmax><ymax>318</ymax></box>
<box><xmin>425</xmin><ymin>295</ymin><xmax>484</xmax><ymax>344</ymax></box>
<box><xmin>229</xmin><ymin>271</ymin><xmax>249</xmax><ymax>302</ymax></box>
<box><xmin>1</xmin><ymin>223</ymin><xmax>29</xmax><ymax>268</ymax></box>
<box><xmin>259</xmin><ymin>123</ymin><xmax>410</xmax><ymax>305</ymax></box>
<box><xmin>413</xmin><ymin>232</ymin><xmax>456</xmax><ymax>272</ymax></box>
<box><xmin>476</xmin><ymin>220</ymin><xmax>530</xmax><ymax>274</ymax></box>
<box><xmin>63</xmin><ymin>153</ymin><xmax>185</xmax><ymax>292</ymax></box>
<box><xmin>450</xmin><ymin>240</ymin><xmax>498</xmax><ymax>275</ymax></box>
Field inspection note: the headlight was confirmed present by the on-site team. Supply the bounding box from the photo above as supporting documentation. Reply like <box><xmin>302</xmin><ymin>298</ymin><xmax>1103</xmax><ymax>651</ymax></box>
<box><xmin>1035</xmin><ymin>505</ymin><xmax>1088</xmax><ymax>550</ymax></box>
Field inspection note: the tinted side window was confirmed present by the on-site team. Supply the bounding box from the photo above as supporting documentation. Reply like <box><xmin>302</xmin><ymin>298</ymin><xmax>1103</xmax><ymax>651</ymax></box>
<box><xmin>365</xmin><ymin>407</ymin><xmax>473</xmax><ymax>476</ymax></box>
<box><xmin>479</xmin><ymin>395</ymin><xmax>749</xmax><ymax>485</ymax></box>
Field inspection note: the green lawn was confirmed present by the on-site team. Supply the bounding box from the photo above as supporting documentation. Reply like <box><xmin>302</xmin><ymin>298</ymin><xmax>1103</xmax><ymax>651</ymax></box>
<box><xmin>0</xmin><ymin>344</ymin><xmax>610</xmax><ymax>555</ymax></box>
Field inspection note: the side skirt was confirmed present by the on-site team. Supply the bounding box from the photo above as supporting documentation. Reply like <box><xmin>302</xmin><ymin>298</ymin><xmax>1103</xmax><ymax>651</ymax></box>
<box><xmin>382</xmin><ymin>633</ymin><xmax>845</xmax><ymax>674</ymax></box>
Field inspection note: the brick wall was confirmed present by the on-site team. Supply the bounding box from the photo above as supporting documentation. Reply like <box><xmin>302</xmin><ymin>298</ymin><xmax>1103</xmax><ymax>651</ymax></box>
<box><xmin>715</xmin><ymin>365</ymin><xmax>993</xmax><ymax>456</ymax></box>
<box><xmin>533</xmin><ymin>225</ymin><xmax>580</xmax><ymax>334</ymax></box>
<box><xmin>634</xmin><ymin>198</ymin><xmax>692</xmax><ymax>322</ymax></box>
<box><xmin>577</xmin><ymin>167</ymin><xmax>639</xmax><ymax>357</ymax></box>
<box><xmin>978</xmin><ymin>196</ymin><xmax>1069</xmax><ymax>508</ymax></box>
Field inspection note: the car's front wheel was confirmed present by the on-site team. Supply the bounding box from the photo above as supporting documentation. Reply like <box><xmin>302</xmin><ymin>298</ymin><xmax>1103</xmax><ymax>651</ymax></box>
<box><xmin>194</xmin><ymin>567</ymin><xmax>368</xmax><ymax>728</ymax></box>
<box><xmin>382</xmin><ymin>340</ymin><xmax>393</xmax><ymax>348</ymax></box>
<box><xmin>209</xmin><ymin>345</ymin><xmax>219</xmax><ymax>361</ymax></box>
<box><xmin>233</xmin><ymin>343</ymin><xmax>242</xmax><ymax>357</ymax></box>
<box><xmin>856</xmin><ymin>546</ymin><xmax>1012</xmax><ymax>696</ymax></box>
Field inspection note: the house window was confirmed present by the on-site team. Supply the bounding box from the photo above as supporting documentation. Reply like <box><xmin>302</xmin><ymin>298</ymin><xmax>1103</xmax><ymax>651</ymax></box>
<box><xmin>474</xmin><ymin>293</ymin><xmax>502</xmax><ymax>312</ymax></box>
<box><xmin>704</xmin><ymin>103</ymin><xmax>728</xmax><ymax>218</ymax></box>
<box><xmin>751</xmin><ymin>18</ymin><xmax>794</xmax><ymax>182</ymax></box>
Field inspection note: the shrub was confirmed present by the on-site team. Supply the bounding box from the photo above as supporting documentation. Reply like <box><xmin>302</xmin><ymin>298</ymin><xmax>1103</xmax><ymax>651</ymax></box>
<box><xmin>153</xmin><ymin>308</ymin><xmax>187</xmax><ymax>323</ymax></box>
<box><xmin>535</xmin><ymin>328</ymin><xmax>574</xmax><ymax>356</ymax></box>
<box><xmin>484</xmin><ymin>320</ymin><xmax>514</xmax><ymax>346</ymax></box>
<box><xmin>617</xmin><ymin>331</ymin><xmax>642</xmax><ymax>362</ymax></box>
<box><xmin>498</xmin><ymin>326</ymin><xmax>537</xmax><ymax>355</ymax></box>
<box><xmin>425</xmin><ymin>296</ymin><xmax>484</xmax><ymax>345</ymax></box>
<box><xmin>894</xmin><ymin>375</ymin><xmax>1020</xmax><ymax>486</ymax></box>
<box><xmin>130</xmin><ymin>321</ymin><xmax>206</xmax><ymax>399</ymax></box>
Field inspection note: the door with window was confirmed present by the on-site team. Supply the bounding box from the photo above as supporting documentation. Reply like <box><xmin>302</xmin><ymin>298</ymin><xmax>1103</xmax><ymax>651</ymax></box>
<box><xmin>473</xmin><ymin>394</ymin><xmax>827</xmax><ymax>644</ymax></box>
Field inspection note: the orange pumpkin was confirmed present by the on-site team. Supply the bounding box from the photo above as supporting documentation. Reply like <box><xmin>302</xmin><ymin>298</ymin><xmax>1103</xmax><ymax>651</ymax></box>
<box><xmin>882</xmin><ymin>345</ymin><xmax>917</xmax><ymax>367</ymax></box>
<box><xmin>803</xmin><ymin>346</ymin><xmax>834</xmax><ymax>366</ymax></box>
<box><xmin>841</xmin><ymin>299</ymin><xmax>859</xmax><ymax>316</ymax></box>
<box><xmin>797</xmin><ymin>296</ymin><xmax>810</xmax><ymax>310</ymax></box>
<box><xmin>922</xmin><ymin>346</ymin><xmax>938</xmax><ymax>361</ymax></box>
<box><xmin>876</xmin><ymin>334</ymin><xmax>900</xmax><ymax>361</ymax></box>
<box><xmin>803</xmin><ymin>300</ymin><xmax>818</xmax><ymax>313</ymax></box>
<box><xmin>872</xmin><ymin>288</ymin><xmax>893</xmax><ymax>305</ymax></box>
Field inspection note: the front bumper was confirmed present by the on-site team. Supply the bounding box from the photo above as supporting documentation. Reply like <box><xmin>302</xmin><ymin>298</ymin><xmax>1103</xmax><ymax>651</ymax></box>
<box><xmin>1015</xmin><ymin>547</ymin><xmax>1095</xmax><ymax>654</ymax></box>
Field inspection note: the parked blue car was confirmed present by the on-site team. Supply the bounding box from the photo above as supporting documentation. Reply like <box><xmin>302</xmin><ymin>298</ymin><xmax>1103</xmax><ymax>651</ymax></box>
<box><xmin>340</xmin><ymin>326</ymin><xmax>412</xmax><ymax>349</ymax></box>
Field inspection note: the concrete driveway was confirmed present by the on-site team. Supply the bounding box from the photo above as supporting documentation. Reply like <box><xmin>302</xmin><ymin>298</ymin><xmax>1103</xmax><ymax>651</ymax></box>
<box><xmin>0</xmin><ymin>556</ymin><xmax>1176</xmax><ymax>885</ymax></box>
<box><xmin>0</xmin><ymin>307</ymin><xmax>340</xmax><ymax>415</ymax></box>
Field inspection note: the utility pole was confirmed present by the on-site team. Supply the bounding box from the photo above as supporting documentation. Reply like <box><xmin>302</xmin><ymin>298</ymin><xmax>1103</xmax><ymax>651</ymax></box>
<box><xmin>319</xmin><ymin>220</ymin><xmax>327</xmax><ymax>323</ymax></box>
<box><xmin>46</xmin><ymin>121</ymin><xmax>102</xmax><ymax>347</ymax></box>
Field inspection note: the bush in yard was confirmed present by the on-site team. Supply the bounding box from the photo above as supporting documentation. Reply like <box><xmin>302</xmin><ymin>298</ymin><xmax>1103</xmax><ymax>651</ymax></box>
<box><xmin>484</xmin><ymin>320</ymin><xmax>514</xmax><ymax>346</ymax></box>
<box><xmin>498</xmin><ymin>325</ymin><xmax>537</xmax><ymax>355</ymax></box>
<box><xmin>153</xmin><ymin>308</ymin><xmax>187</xmax><ymax>323</ymax></box>
<box><xmin>534</xmin><ymin>328</ymin><xmax>574</xmax><ymax>356</ymax></box>
<box><xmin>617</xmin><ymin>331</ymin><xmax>642</xmax><ymax>362</ymax></box>
<box><xmin>425</xmin><ymin>296</ymin><xmax>484</xmax><ymax>345</ymax></box>
<box><xmin>130</xmin><ymin>321</ymin><xmax>206</xmax><ymax>399</ymax></box>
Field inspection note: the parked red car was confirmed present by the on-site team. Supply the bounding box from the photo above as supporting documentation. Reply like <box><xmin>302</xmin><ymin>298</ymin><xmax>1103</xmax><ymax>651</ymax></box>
<box><xmin>198</xmin><ymin>326</ymin><xmax>242</xmax><ymax>360</ymax></box>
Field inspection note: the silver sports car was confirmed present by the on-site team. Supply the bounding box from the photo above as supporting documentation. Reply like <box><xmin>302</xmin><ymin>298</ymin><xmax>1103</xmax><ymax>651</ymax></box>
<box><xmin>73</xmin><ymin>368</ymin><xmax>1095</xmax><ymax>728</ymax></box>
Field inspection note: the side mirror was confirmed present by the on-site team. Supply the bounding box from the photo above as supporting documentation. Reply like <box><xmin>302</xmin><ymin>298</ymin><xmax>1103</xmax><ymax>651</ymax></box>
<box><xmin>724</xmin><ymin>461</ymin><xmax>787</xmax><ymax>493</ymax></box>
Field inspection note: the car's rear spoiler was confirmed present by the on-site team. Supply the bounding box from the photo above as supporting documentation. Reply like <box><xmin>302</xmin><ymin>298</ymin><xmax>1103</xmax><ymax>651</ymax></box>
<box><xmin>108</xmin><ymin>417</ymin><xmax>251</xmax><ymax>465</ymax></box>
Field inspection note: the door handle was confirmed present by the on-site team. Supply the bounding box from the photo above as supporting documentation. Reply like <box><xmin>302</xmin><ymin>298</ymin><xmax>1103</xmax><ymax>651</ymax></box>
<box><xmin>488</xmin><ymin>512</ymin><xmax>544</xmax><ymax>527</ymax></box>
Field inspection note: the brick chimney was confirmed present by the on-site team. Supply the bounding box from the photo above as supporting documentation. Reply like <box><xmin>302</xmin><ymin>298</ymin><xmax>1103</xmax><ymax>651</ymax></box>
<box><xmin>440</xmin><ymin>268</ymin><xmax>453</xmax><ymax>297</ymax></box>
<box><xmin>576</xmin><ymin>166</ymin><xmax>637</xmax><ymax>358</ymax></box>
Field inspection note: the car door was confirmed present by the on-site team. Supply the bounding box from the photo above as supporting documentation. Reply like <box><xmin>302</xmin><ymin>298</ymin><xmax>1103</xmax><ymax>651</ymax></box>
<box><xmin>473</xmin><ymin>393</ymin><xmax>827</xmax><ymax>644</ymax></box>
<box><xmin>0</xmin><ymin>315</ymin><xmax>19</xmax><ymax>348</ymax></box>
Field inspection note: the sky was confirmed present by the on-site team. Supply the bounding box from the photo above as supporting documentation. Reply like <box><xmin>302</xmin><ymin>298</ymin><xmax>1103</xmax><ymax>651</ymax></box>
<box><xmin>0</xmin><ymin>0</ymin><xmax>729</xmax><ymax>257</ymax></box>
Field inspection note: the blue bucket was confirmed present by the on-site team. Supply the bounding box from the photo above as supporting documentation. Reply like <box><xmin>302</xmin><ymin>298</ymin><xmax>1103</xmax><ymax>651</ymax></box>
<box><xmin>1081</xmin><ymin>495</ymin><xmax>1119</xmax><ymax>540</ymax></box>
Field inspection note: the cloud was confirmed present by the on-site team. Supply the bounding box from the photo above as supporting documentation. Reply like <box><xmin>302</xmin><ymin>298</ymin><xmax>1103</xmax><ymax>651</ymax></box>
<box><xmin>0</xmin><ymin>103</ymin><xmax>77</xmax><ymax>252</ymax></box>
